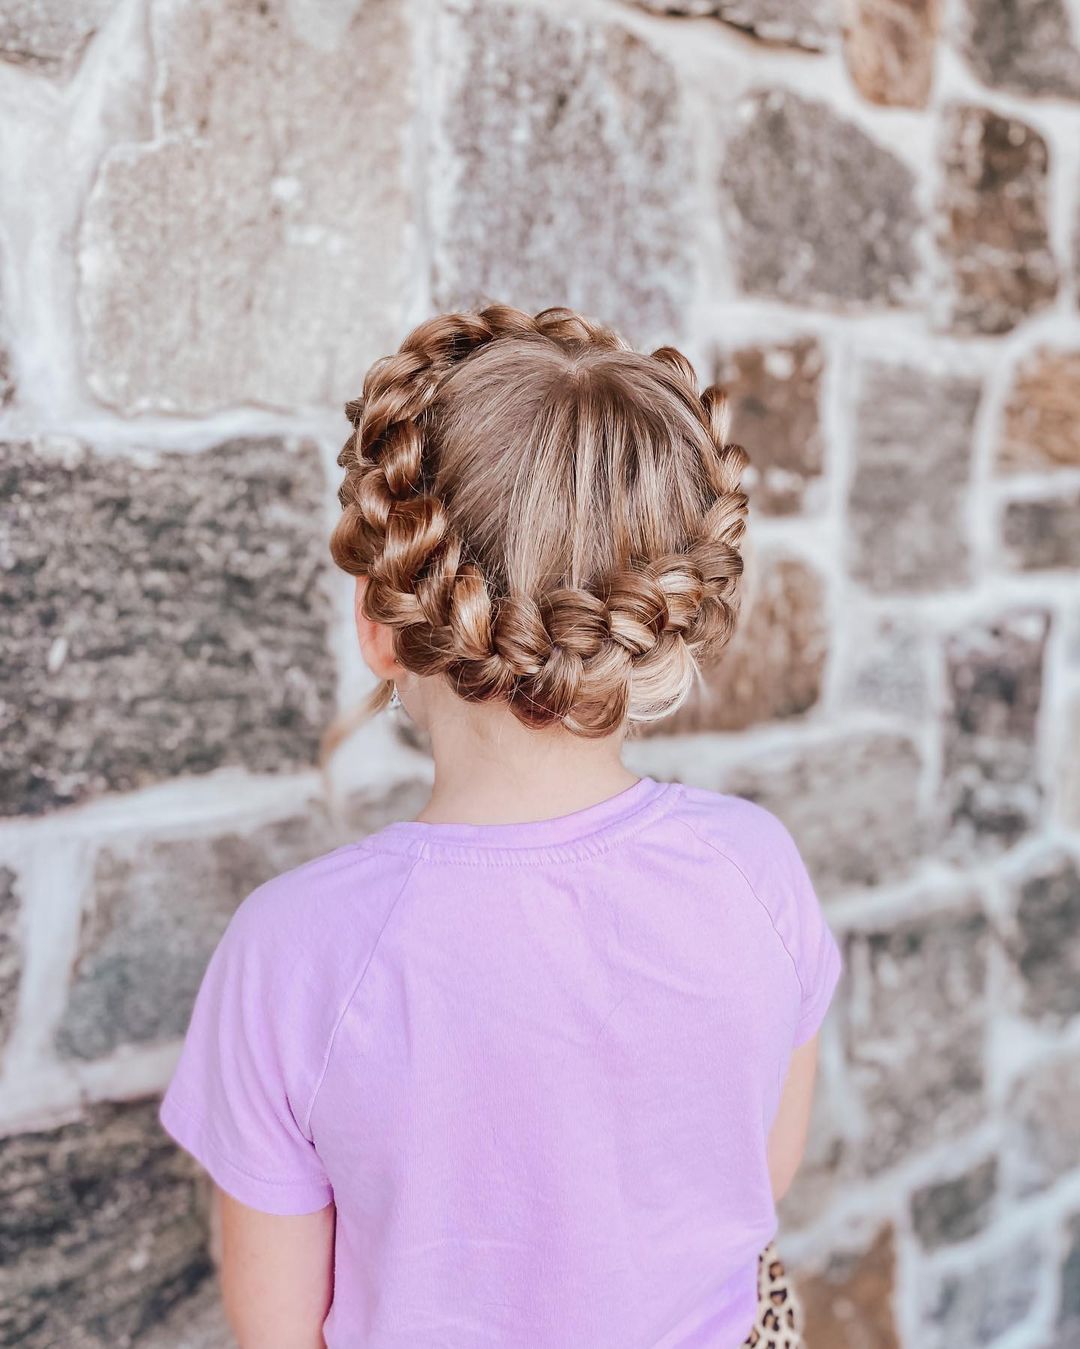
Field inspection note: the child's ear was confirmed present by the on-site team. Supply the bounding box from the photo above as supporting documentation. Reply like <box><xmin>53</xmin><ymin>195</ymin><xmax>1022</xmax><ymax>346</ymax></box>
<box><xmin>354</xmin><ymin>577</ymin><xmax>400</xmax><ymax>680</ymax></box>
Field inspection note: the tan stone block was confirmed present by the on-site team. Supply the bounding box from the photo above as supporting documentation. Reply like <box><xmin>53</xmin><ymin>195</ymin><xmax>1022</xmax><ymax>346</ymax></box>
<box><xmin>999</xmin><ymin>349</ymin><xmax>1080</xmax><ymax>471</ymax></box>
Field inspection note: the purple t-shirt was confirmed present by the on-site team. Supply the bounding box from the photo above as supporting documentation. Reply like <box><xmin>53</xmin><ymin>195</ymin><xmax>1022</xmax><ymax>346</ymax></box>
<box><xmin>160</xmin><ymin>776</ymin><xmax>841</xmax><ymax>1348</ymax></box>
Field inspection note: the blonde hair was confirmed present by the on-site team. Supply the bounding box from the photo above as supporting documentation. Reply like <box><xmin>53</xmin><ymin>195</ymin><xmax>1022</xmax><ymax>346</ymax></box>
<box><xmin>330</xmin><ymin>304</ymin><xmax>748</xmax><ymax>739</ymax></box>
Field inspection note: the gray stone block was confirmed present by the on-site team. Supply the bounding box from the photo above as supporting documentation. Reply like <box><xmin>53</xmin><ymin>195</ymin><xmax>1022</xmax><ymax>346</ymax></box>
<box><xmin>1</xmin><ymin>437</ymin><xmax>335</xmax><ymax>816</ymax></box>
<box><xmin>78</xmin><ymin>0</ymin><xmax>413</xmax><ymax>413</ymax></box>
<box><xmin>430</xmin><ymin>0</ymin><xmax>694</xmax><ymax>347</ymax></box>
<box><xmin>722</xmin><ymin>731</ymin><xmax>924</xmax><ymax>896</ymax></box>
<box><xmin>920</xmin><ymin>1237</ymin><xmax>1043</xmax><ymax>1349</ymax></box>
<box><xmin>1006</xmin><ymin>1051</ymin><xmax>1080</xmax><ymax>1196</ymax></box>
<box><xmin>0</xmin><ymin>1097</ymin><xmax>212</xmax><ymax>1348</ymax></box>
<box><xmin>942</xmin><ymin>608</ymin><xmax>1050</xmax><ymax>855</ymax></box>
<box><xmin>720</xmin><ymin>90</ymin><xmax>920</xmax><ymax>308</ymax></box>
<box><xmin>910</xmin><ymin>1158</ymin><xmax>998</xmax><ymax>1250</ymax></box>
<box><xmin>936</xmin><ymin>105</ymin><xmax>1058</xmax><ymax>335</ymax></box>
<box><xmin>1003</xmin><ymin>492</ymin><xmax>1080</xmax><ymax>572</ymax></box>
<box><xmin>1005</xmin><ymin>851</ymin><xmax>1080</xmax><ymax>1025</ymax></box>
<box><xmin>845</xmin><ymin>903</ymin><xmax>989</xmax><ymax>1173</ymax></box>
<box><xmin>849</xmin><ymin>363</ymin><xmax>981</xmax><ymax>594</ymax></box>
<box><xmin>960</xmin><ymin>0</ymin><xmax>1080</xmax><ymax>99</ymax></box>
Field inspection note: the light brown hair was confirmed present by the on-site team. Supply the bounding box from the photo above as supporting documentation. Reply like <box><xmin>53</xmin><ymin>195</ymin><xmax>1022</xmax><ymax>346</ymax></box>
<box><xmin>330</xmin><ymin>304</ymin><xmax>748</xmax><ymax>738</ymax></box>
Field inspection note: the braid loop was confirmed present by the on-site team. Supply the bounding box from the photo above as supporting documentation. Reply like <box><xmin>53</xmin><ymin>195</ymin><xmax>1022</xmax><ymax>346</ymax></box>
<box><xmin>330</xmin><ymin>304</ymin><xmax>750</xmax><ymax>737</ymax></box>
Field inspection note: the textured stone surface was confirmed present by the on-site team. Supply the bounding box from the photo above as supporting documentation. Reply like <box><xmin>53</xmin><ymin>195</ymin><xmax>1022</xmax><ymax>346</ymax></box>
<box><xmin>56</xmin><ymin>812</ymin><xmax>337</xmax><ymax>1060</ymax></box>
<box><xmin>843</xmin><ymin>0</ymin><xmax>939</xmax><ymax>106</ymax></box>
<box><xmin>937</xmin><ymin>105</ymin><xmax>1058</xmax><ymax>334</ymax></box>
<box><xmin>798</xmin><ymin>1225</ymin><xmax>901</xmax><ymax>1349</ymax></box>
<box><xmin>628</xmin><ymin>0</ymin><xmax>834</xmax><ymax>49</ymax></box>
<box><xmin>1063</xmin><ymin>695</ymin><xmax>1080</xmax><ymax>831</ymax></box>
<box><xmin>942</xmin><ymin>609</ymin><xmax>1050</xmax><ymax>854</ymax></box>
<box><xmin>0</xmin><ymin>867</ymin><xmax>20</xmax><ymax>1059</ymax></box>
<box><xmin>1059</xmin><ymin>1214</ymin><xmax>1080</xmax><ymax>1346</ymax></box>
<box><xmin>659</xmin><ymin>553</ymin><xmax>827</xmax><ymax>733</ymax></box>
<box><xmin>920</xmin><ymin>1237</ymin><xmax>1042</xmax><ymax>1349</ymax></box>
<box><xmin>1005</xmin><ymin>852</ymin><xmax>1080</xmax><ymax>1024</ymax></box>
<box><xmin>431</xmin><ymin>0</ymin><xmax>693</xmax><ymax>346</ymax></box>
<box><xmin>722</xmin><ymin>732</ymin><xmax>924</xmax><ymax>896</ymax></box>
<box><xmin>0</xmin><ymin>438</ymin><xmax>335</xmax><ymax>816</ymax></box>
<box><xmin>910</xmin><ymin>1158</ymin><xmax>998</xmax><ymax>1250</ymax></box>
<box><xmin>0</xmin><ymin>0</ymin><xmax>115</xmax><ymax>73</ymax></box>
<box><xmin>55</xmin><ymin>781</ymin><xmax>428</xmax><ymax>1059</ymax></box>
<box><xmin>1006</xmin><ymin>1051</ymin><xmax>1080</xmax><ymax>1195</ymax></box>
<box><xmin>720</xmin><ymin>90</ymin><xmax>920</xmax><ymax>308</ymax></box>
<box><xmin>844</xmin><ymin>611</ymin><xmax>927</xmax><ymax>718</ymax></box>
<box><xmin>1003</xmin><ymin>492</ymin><xmax>1080</xmax><ymax>572</ymax></box>
<box><xmin>0</xmin><ymin>1097</ymin><xmax>212</xmax><ymax>1347</ymax></box>
<box><xmin>961</xmin><ymin>0</ymin><xmax>1080</xmax><ymax>98</ymax></box>
<box><xmin>999</xmin><ymin>349</ymin><xmax>1080</xmax><ymax>471</ymax></box>
<box><xmin>849</xmin><ymin>363</ymin><xmax>980</xmax><ymax>593</ymax></box>
<box><xmin>845</xmin><ymin>903</ymin><xmax>989</xmax><ymax>1172</ymax></box>
<box><xmin>78</xmin><ymin>0</ymin><xmax>412</xmax><ymax>414</ymax></box>
<box><xmin>714</xmin><ymin>338</ymin><xmax>825</xmax><ymax>515</ymax></box>
<box><xmin>150</xmin><ymin>1281</ymin><xmax>231</xmax><ymax>1349</ymax></box>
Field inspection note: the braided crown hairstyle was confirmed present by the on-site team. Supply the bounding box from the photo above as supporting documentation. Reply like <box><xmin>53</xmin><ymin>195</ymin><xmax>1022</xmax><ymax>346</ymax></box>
<box><xmin>331</xmin><ymin>304</ymin><xmax>749</xmax><ymax>738</ymax></box>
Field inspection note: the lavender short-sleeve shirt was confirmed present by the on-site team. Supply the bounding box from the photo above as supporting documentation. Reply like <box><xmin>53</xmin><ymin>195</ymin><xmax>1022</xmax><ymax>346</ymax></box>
<box><xmin>160</xmin><ymin>777</ymin><xmax>841</xmax><ymax>1348</ymax></box>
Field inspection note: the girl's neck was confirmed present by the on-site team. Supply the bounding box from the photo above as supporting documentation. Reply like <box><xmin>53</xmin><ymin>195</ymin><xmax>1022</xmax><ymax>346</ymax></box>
<box><xmin>414</xmin><ymin>692</ymin><xmax>637</xmax><ymax>827</ymax></box>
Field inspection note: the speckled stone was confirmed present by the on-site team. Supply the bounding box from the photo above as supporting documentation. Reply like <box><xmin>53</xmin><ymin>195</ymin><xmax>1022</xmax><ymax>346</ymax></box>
<box><xmin>0</xmin><ymin>0</ymin><xmax>116</xmax><ymax>74</ymax></box>
<box><xmin>627</xmin><ymin>0</ymin><xmax>835</xmax><ymax>50</ymax></box>
<box><xmin>1005</xmin><ymin>851</ymin><xmax>1080</xmax><ymax>1025</ymax></box>
<box><xmin>1006</xmin><ymin>1050</ymin><xmax>1080</xmax><ymax>1195</ymax></box>
<box><xmin>843</xmin><ymin>0</ymin><xmax>939</xmax><ymax>107</ymax></box>
<box><xmin>0</xmin><ymin>437</ymin><xmax>335</xmax><ymax>816</ymax></box>
<box><xmin>720</xmin><ymin>89</ymin><xmax>920</xmax><ymax>309</ymax></box>
<box><xmin>960</xmin><ymin>0</ymin><xmax>1080</xmax><ymax>98</ymax></box>
<box><xmin>998</xmin><ymin>348</ymin><xmax>1080</xmax><ymax>472</ymax></box>
<box><xmin>0</xmin><ymin>1097</ymin><xmax>212</xmax><ymax>1347</ymax></box>
<box><xmin>431</xmin><ymin>0</ymin><xmax>694</xmax><ymax>347</ymax></box>
<box><xmin>910</xmin><ymin>1158</ymin><xmax>998</xmax><ymax>1249</ymax></box>
<box><xmin>1003</xmin><ymin>491</ymin><xmax>1080</xmax><ymax>572</ymax></box>
<box><xmin>936</xmin><ymin>104</ymin><xmax>1058</xmax><ymax>334</ymax></box>
<box><xmin>919</xmin><ymin>1235</ymin><xmax>1042</xmax><ymax>1349</ymax></box>
<box><xmin>799</xmin><ymin>1226</ymin><xmax>901</xmax><ymax>1349</ymax></box>
<box><xmin>78</xmin><ymin>0</ymin><xmax>413</xmax><ymax>413</ymax></box>
<box><xmin>0</xmin><ymin>867</ymin><xmax>20</xmax><ymax>1061</ymax></box>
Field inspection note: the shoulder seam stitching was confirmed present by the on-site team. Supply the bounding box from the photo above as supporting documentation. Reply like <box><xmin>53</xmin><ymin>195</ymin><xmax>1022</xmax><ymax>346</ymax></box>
<box><xmin>302</xmin><ymin>855</ymin><xmax>422</xmax><ymax>1137</ymax></box>
<box><xmin>674</xmin><ymin>815</ymin><xmax>807</xmax><ymax>1000</ymax></box>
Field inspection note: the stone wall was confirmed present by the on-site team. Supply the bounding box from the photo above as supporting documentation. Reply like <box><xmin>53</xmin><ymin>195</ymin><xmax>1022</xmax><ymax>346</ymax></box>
<box><xmin>1</xmin><ymin>0</ymin><xmax>1078</xmax><ymax>1344</ymax></box>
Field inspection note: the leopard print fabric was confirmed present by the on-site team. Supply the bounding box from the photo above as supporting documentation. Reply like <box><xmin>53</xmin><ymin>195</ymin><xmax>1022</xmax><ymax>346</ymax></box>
<box><xmin>742</xmin><ymin>1241</ymin><xmax>804</xmax><ymax>1348</ymax></box>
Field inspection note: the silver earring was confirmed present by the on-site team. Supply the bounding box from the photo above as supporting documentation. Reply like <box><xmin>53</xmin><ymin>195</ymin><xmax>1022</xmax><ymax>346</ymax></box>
<box><xmin>388</xmin><ymin>682</ymin><xmax>402</xmax><ymax>711</ymax></box>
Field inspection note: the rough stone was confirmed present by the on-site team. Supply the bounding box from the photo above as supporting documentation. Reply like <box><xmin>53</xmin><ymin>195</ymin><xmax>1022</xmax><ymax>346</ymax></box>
<box><xmin>937</xmin><ymin>105</ymin><xmax>1058</xmax><ymax>335</ymax></box>
<box><xmin>1062</xmin><ymin>695</ymin><xmax>1080</xmax><ymax>831</ymax></box>
<box><xmin>1003</xmin><ymin>492</ymin><xmax>1080</xmax><ymax>572</ymax></box>
<box><xmin>56</xmin><ymin>811</ymin><xmax>338</xmax><ymax>1060</ymax></box>
<box><xmin>1005</xmin><ymin>851</ymin><xmax>1080</xmax><ymax>1025</ymax></box>
<box><xmin>941</xmin><ymin>608</ymin><xmax>1050</xmax><ymax>855</ymax></box>
<box><xmin>628</xmin><ymin>0</ymin><xmax>834</xmax><ymax>50</ymax></box>
<box><xmin>720</xmin><ymin>90</ymin><xmax>920</xmax><ymax>309</ymax></box>
<box><xmin>714</xmin><ymin>338</ymin><xmax>825</xmax><ymax>515</ymax></box>
<box><xmin>721</xmin><ymin>732</ymin><xmax>924</xmax><ymax>897</ymax></box>
<box><xmin>849</xmin><ymin>363</ymin><xmax>981</xmax><ymax>593</ymax></box>
<box><xmin>998</xmin><ymin>349</ymin><xmax>1080</xmax><ymax>472</ymax></box>
<box><xmin>920</xmin><ymin>1237</ymin><xmax>1042</xmax><ymax>1349</ymax></box>
<box><xmin>844</xmin><ymin>611</ymin><xmax>928</xmax><ymax>718</ymax></box>
<box><xmin>0</xmin><ymin>1097</ymin><xmax>212</xmax><ymax>1347</ymax></box>
<box><xmin>1006</xmin><ymin>1051</ymin><xmax>1080</xmax><ymax>1195</ymax></box>
<box><xmin>78</xmin><ymin>0</ymin><xmax>412</xmax><ymax>414</ymax></box>
<box><xmin>843</xmin><ymin>0</ymin><xmax>939</xmax><ymax>107</ymax></box>
<box><xmin>0</xmin><ymin>0</ymin><xmax>115</xmax><ymax>74</ymax></box>
<box><xmin>658</xmin><ymin>553</ymin><xmax>827</xmax><ymax>733</ymax></box>
<box><xmin>910</xmin><ymin>1158</ymin><xmax>998</xmax><ymax>1250</ymax></box>
<box><xmin>1059</xmin><ymin>1214</ymin><xmax>1080</xmax><ymax>1346</ymax></box>
<box><xmin>149</xmin><ymin>1281</ymin><xmax>231</xmax><ymax>1349</ymax></box>
<box><xmin>798</xmin><ymin>1225</ymin><xmax>901</xmax><ymax>1349</ymax></box>
<box><xmin>431</xmin><ymin>0</ymin><xmax>694</xmax><ymax>347</ymax></box>
<box><xmin>845</xmin><ymin>902</ymin><xmax>989</xmax><ymax>1172</ymax></box>
<box><xmin>0</xmin><ymin>867</ymin><xmax>20</xmax><ymax>1059</ymax></box>
<box><xmin>0</xmin><ymin>438</ymin><xmax>335</xmax><ymax>816</ymax></box>
<box><xmin>961</xmin><ymin>0</ymin><xmax>1080</xmax><ymax>99</ymax></box>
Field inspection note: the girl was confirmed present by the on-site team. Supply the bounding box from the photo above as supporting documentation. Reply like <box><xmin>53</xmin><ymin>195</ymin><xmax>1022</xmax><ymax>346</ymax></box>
<box><xmin>160</xmin><ymin>305</ymin><xmax>841</xmax><ymax>1348</ymax></box>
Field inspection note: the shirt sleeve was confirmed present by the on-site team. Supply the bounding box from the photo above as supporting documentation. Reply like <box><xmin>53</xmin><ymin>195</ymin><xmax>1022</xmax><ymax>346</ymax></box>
<box><xmin>159</xmin><ymin>883</ymin><xmax>334</xmax><ymax>1216</ymax></box>
<box><xmin>773</xmin><ymin>820</ymin><xmax>843</xmax><ymax>1047</ymax></box>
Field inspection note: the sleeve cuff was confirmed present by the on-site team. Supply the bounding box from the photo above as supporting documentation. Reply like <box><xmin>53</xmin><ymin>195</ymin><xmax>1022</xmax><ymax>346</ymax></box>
<box><xmin>159</xmin><ymin>1094</ymin><xmax>334</xmax><ymax>1217</ymax></box>
<box><xmin>793</xmin><ymin>935</ymin><xmax>843</xmax><ymax>1047</ymax></box>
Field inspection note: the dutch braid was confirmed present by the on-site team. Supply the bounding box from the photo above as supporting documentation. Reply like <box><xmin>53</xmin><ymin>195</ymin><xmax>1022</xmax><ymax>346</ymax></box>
<box><xmin>331</xmin><ymin>304</ymin><xmax>748</xmax><ymax>737</ymax></box>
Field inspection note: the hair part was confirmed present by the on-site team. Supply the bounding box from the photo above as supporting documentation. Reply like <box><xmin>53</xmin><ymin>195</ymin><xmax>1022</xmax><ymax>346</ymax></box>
<box><xmin>330</xmin><ymin>304</ymin><xmax>749</xmax><ymax>738</ymax></box>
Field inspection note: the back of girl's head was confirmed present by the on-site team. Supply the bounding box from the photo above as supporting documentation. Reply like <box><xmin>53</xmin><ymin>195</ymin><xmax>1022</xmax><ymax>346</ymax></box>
<box><xmin>331</xmin><ymin>304</ymin><xmax>749</xmax><ymax>737</ymax></box>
